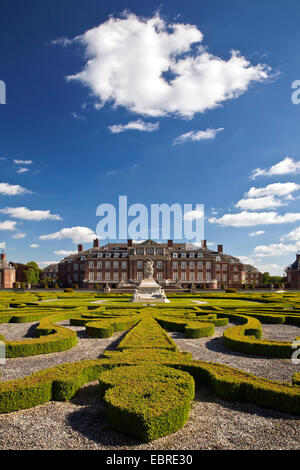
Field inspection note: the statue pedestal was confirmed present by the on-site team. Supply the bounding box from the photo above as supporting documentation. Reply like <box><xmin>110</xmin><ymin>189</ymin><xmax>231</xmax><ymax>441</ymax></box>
<box><xmin>130</xmin><ymin>278</ymin><xmax>170</xmax><ymax>303</ymax></box>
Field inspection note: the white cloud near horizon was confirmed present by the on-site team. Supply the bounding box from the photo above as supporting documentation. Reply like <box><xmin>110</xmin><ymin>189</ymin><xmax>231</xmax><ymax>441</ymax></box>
<box><xmin>109</xmin><ymin>119</ymin><xmax>159</xmax><ymax>133</ymax></box>
<box><xmin>0</xmin><ymin>207</ymin><xmax>62</xmax><ymax>221</ymax></box>
<box><xmin>281</xmin><ymin>226</ymin><xmax>300</xmax><ymax>241</ymax></box>
<box><xmin>251</xmin><ymin>157</ymin><xmax>300</xmax><ymax>179</ymax></box>
<box><xmin>173</xmin><ymin>127</ymin><xmax>224</xmax><ymax>145</ymax></box>
<box><xmin>0</xmin><ymin>183</ymin><xmax>32</xmax><ymax>196</ymax></box>
<box><xmin>54</xmin><ymin>250</ymin><xmax>76</xmax><ymax>256</ymax></box>
<box><xmin>253</xmin><ymin>242</ymin><xmax>300</xmax><ymax>257</ymax></box>
<box><xmin>209</xmin><ymin>211</ymin><xmax>300</xmax><ymax>227</ymax></box>
<box><xmin>12</xmin><ymin>232</ymin><xmax>26</xmax><ymax>239</ymax></box>
<box><xmin>65</xmin><ymin>12</ymin><xmax>270</xmax><ymax>118</ymax></box>
<box><xmin>0</xmin><ymin>242</ymin><xmax>6</xmax><ymax>250</ymax></box>
<box><xmin>30</xmin><ymin>243</ymin><xmax>40</xmax><ymax>248</ymax></box>
<box><xmin>39</xmin><ymin>226</ymin><xmax>96</xmax><ymax>244</ymax></box>
<box><xmin>37</xmin><ymin>261</ymin><xmax>60</xmax><ymax>268</ymax></box>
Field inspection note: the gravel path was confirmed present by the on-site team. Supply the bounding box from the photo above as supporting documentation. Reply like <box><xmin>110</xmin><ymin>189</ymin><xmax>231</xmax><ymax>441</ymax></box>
<box><xmin>0</xmin><ymin>321</ymin><xmax>125</xmax><ymax>381</ymax></box>
<box><xmin>0</xmin><ymin>381</ymin><xmax>298</xmax><ymax>450</ymax></box>
<box><xmin>0</xmin><ymin>320</ymin><xmax>300</xmax><ymax>450</ymax></box>
<box><xmin>169</xmin><ymin>323</ymin><xmax>300</xmax><ymax>383</ymax></box>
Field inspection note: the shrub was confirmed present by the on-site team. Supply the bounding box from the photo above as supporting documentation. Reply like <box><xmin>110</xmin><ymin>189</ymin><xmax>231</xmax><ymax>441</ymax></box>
<box><xmin>64</xmin><ymin>288</ymin><xmax>74</xmax><ymax>293</ymax></box>
<box><xmin>226</xmin><ymin>288</ymin><xmax>238</xmax><ymax>293</ymax></box>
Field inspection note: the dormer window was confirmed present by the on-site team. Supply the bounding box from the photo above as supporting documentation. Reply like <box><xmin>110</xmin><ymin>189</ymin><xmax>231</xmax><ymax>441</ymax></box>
<box><xmin>173</xmin><ymin>253</ymin><xmax>178</xmax><ymax>258</ymax></box>
<box><xmin>114</xmin><ymin>253</ymin><xmax>120</xmax><ymax>258</ymax></box>
<box><xmin>106</xmin><ymin>253</ymin><xmax>111</xmax><ymax>258</ymax></box>
<box><xmin>122</xmin><ymin>253</ymin><xmax>127</xmax><ymax>258</ymax></box>
<box><xmin>189</xmin><ymin>253</ymin><xmax>195</xmax><ymax>258</ymax></box>
<box><xmin>137</xmin><ymin>248</ymin><xmax>144</xmax><ymax>255</ymax></box>
<box><xmin>181</xmin><ymin>253</ymin><xmax>186</xmax><ymax>258</ymax></box>
<box><xmin>81</xmin><ymin>256</ymin><xmax>85</xmax><ymax>261</ymax></box>
<box><xmin>97</xmin><ymin>253</ymin><xmax>103</xmax><ymax>258</ymax></box>
<box><xmin>197</xmin><ymin>253</ymin><xmax>203</xmax><ymax>258</ymax></box>
<box><xmin>216</xmin><ymin>256</ymin><xmax>220</xmax><ymax>261</ymax></box>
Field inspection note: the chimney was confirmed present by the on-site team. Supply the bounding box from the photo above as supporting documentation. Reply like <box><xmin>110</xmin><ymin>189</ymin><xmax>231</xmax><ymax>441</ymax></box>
<box><xmin>93</xmin><ymin>238</ymin><xmax>99</xmax><ymax>248</ymax></box>
<box><xmin>218</xmin><ymin>244</ymin><xmax>223</xmax><ymax>253</ymax></box>
<box><xmin>0</xmin><ymin>253</ymin><xmax>6</xmax><ymax>261</ymax></box>
<box><xmin>168</xmin><ymin>240</ymin><xmax>173</xmax><ymax>248</ymax></box>
<box><xmin>127</xmin><ymin>239</ymin><xmax>133</xmax><ymax>247</ymax></box>
<box><xmin>78</xmin><ymin>244</ymin><xmax>83</xmax><ymax>253</ymax></box>
<box><xmin>202</xmin><ymin>240</ymin><xmax>207</xmax><ymax>249</ymax></box>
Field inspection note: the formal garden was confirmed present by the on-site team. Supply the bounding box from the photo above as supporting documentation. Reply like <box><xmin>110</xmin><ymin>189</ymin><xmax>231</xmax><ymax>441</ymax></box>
<box><xmin>0</xmin><ymin>290</ymin><xmax>299</xmax><ymax>449</ymax></box>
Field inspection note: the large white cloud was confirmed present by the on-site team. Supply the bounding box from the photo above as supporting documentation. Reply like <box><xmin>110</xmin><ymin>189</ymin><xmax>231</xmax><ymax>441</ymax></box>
<box><xmin>0</xmin><ymin>183</ymin><xmax>32</xmax><ymax>196</ymax></box>
<box><xmin>281</xmin><ymin>226</ymin><xmax>300</xmax><ymax>241</ymax></box>
<box><xmin>253</xmin><ymin>242</ymin><xmax>300</xmax><ymax>257</ymax></box>
<box><xmin>39</xmin><ymin>226</ymin><xmax>96</xmax><ymax>244</ymax></box>
<box><xmin>0</xmin><ymin>207</ymin><xmax>61</xmax><ymax>221</ymax></box>
<box><xmin>246</xmin><ymin>182</ymin><xmax>300</xmax><ymax>199</ymax></box>
<box><xmin>0</xmin><ymin>220</ymin><xmax>17</xmax><ymax>230</ymax></box>
<box><xmin>65</xmin><ymin>12</ymin><xmax>270</xmax><ymax>118</ymax></box>
<box><xmin>251</xmin><ymin>157</ymin><xmax>300</xmax><ymax>179</ymax></box>
<box><xmin>209</xmin><ymin>211</ymin><xmax>300</xmax><ymax>227</ymax></box>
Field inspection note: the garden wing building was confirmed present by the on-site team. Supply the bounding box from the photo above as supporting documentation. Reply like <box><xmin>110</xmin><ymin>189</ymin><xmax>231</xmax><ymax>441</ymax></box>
<box><xmin>58</xmin><ymin>239</ymin><xmax>262</xmax><ymax>289</ymax></box>
<box><xmin>0</xmin><ymin>253</ymin><xmax>16</xmax><ymax>289</ymax></box>
<box><xmin>285</xmin><ymin>254</ymin><xmax>300</xmax><ymax>289</ymax></box>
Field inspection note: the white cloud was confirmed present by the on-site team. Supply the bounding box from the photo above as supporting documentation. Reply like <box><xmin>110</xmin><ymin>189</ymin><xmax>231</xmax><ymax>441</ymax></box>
<box><xmin>39</xmin><ymin>226</ymin><xmax>96</xmax><ymax>243</ymax></box>
<box><xmin>0</xmin><ymin>183</ymin><xmax>32</xmax><ymax>196</ymax></box>
<box><xmin>16</xmin><ymin>168</ymin><xmax>29</xmax><ymax>174</ymax></box>
<box><xmin>249</xmin><ymin>230</ymin><xmax>265</xmax><ymax>237</ymax></box>
<box><xmin>12</xmin><ymin>232</ymin><xmax>26</xmax><ymax>239</ymax></box>
<box><xmin>253</xmin><ymin>242</ymin><xmax>300</xmax><ymax>257</ymax></box>
<box><xmin>236</xmin><ymin>196</ymin><xmax>284</xmax><ymax>210</ymax></box>
<box><xmin>251</xmin><ymin>157</ymin><xmax>300</xmax><ymax>179</ymax></box>
<box><xmin>109</xmin><ymin>119</ymin><xmax>159</xmax><ymax>133</ymax></box>
<box><xmin>183</xmin><ymin>208</ymin><xmax>204</xmax><ymax>220</ymax></box>
<box><xmin>209</xmin><ymin>211</ymin><xmax>300</xmax><ymax>227</ymax></box>
<box><xmin>0</xmin><ymin>242</ymin><xmax>6</xmax><ymax>250</ymax></box>
<box><xmin>237</xmin><ymin>255</ymin><xmax>257</xmax><ymax>265</ymax></box>
<box><xmin>173</xmin><ymin>127</ymin><xmax>223</xmax><ymax>145</ymax></box>
<box><xmin>30</xmin><ymin>243</ymin><xmax>40</xmax><ymax>248</ymax></box>
<box><xmin>54</xmin><ymin>250</ymin><xmax>76</xmax><ymax>256</ymax></box>
<box><xmin>66</xmin><ymin>12</ymin><xmax>269</xmax><ymax>118</ymax></box>
<box><xmin>255</xmin><ymin>263</ymin><xmax>284</xmax><ymax>276</ymax></box>
<box><xmin>246</xmin><ymin>182</ymin><xmax>300</xmax><ymax>199</ymax></box>
<box><xmin>37</xmin><ymin>261</ymin><xmax>59</xmax><ymax>268</ymax></box>
<box><xmin>0</xmin><ymin>220</ymin><xmax>17</xmax><ymax>231</ymax></box>
<box><xmin>71</xmin><ymin>111</ymin><xmax>86</xmax><ymax>122</ymax></box>
<box><xmin>0</xmin><ymin>207</ymin><xmax>62</xmax><ymax>221</ymax></box>
<box><xmin>51</xmin><ymin>37</ymin><xmax>72</xmax><ymax>47</ymax></box>
<box><xmin>13</xmin><ymin>160</ymin><xmax>32</xmax><ymax>165</ymax></box>
<box><xmin>281</xmin><ymin>226</ymin><xmax>300</xmax><ymax>241</ymax></box>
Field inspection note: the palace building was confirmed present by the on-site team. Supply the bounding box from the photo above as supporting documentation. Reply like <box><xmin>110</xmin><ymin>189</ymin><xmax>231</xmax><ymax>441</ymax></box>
<box><xmin>0</xmin><ymin>253</ymin><xmax>16</xmax><ymax>289</ymax></box>
<box><xmin>58</xmin><ymin>239</ymin><xmax>262</xmax><ymax>289</ymax></box>
<box><xmin>285</xmin><ymin>254</ymin><xmax>300</xmax><ymax>289</ymax></box>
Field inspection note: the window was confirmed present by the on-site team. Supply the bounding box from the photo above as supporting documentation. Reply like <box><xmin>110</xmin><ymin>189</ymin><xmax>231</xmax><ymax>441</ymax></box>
<box><xmin>137</xmin><ymin>272</ymin><xmax>143</xmax><ymax>281</ymax></box>
<box><xmin>105</xmin><ymin>261</ymin><xmax>110</xmax><ymax>269</ymax></box>
<box><xmin>157</xmin><ymin>260</ymin><xmax>163</xmax><ymax>269</ymax></box>
<box><xmin>73</xmin><ymin>263</ymin><xmax>78</xmax><ymax>271</ymax></box>
<box><xmin>197</xmin><ymin>261</ymin><xmax>203</xmax><ymax>269</ymax></box>
<box><xmin>173</xmin><ymin>272</ymin><xmax>178</xmax><ymax>281</ymax></box>
<box><xmin>222</xmin><ymin>264</ymin><xmax>227</xmax><ymax>271</ymax></box>
<box><xmin>121</xmin><ymin>261</ymin><xmax>127</xmax><ymax>269</ymax></box>
<box><xmin>157</xmin><ymin>249</ymin><xmax>163</xmax><ymax>255</ymax></box>
<box><xmin>114</xmin><ymin>253</ymin><xmax>119</xmax><ymax>258</ymax></box>
<box><xmin>189</xmin><ymin>261</ymin><xmax>194</xmax><ymax>269</ymax></box>
<box><xmin>122</xmin><ymin>253</ymin><xmax>127</xmax><ymax>258</ymax></box>
<box><xmin>157</xmin><ymin>272</ymin><xmax>162</xmax><ymax>281</ymax></box>
<box><xmin>206</xmin><ymin>262</ymin><xmax>211</xmax><ymax>269</ymax></box>
<box><xmin>137</xmin><ymin>260</ymin><xmax>143</xmax><ymax>269</ymax></box>
<box><xmin>146</xmin><ymin>248</ymin><xmax>154</xmax><ymax>255</ymax></box>
<box><xmin>97</xmin><ymin>253</ymin><xmax>102</xmax><ymax>258</ymax></box>
<box><xmin>181</xmin><ymin>273</ymin><xmax>186</xmax><ymax>281</ymax></box>
<box><xmin>89</xmin><ymin>261</ymin><xmax>94</xmax><ymax>269</ymax></box>
<box><xmin>189</xmin><ymin>253</ymin><xmax>195</xmax><ymax>258</ymax></box>
<box><xmin>197</xmin><ymin>273</ymin><xmax>203</xmax><ymax>281</ymax></box>
<box><xmin>97</xmin><ymin>261</ymin><xmax>102</xmax><ymax>269</ymax></box>
<box><xmin>81</xmin><ymin>256</ymin><xmax>85</xmax><ymax>260</ymax></box>
<box><xmin>80</xmin><ymin>264</ymin><xmax>85</xmax><ymax>271</ymax></box>
<box><xmin>105</xmin><ymin>273</ymin><xmax>110</xmax><ymax>281</ymax></box>
<box><xmin>190</xmin><ymin>273</ymin><xmax>195</xmax><ymax>281</ymax></box>
<box><xmin>233</xmin><ymin>266</ymin><xmax>238</xmax><ymax>272</ymax></box>
<box><xmin>89</xmin><ymin>272</ymin><xmax>94</xmax><ymax>281</ymax></box>
<box><xmin>113</xmin><ymin>261</ymin><xmax>119</xmax><ymax>269</ymax></box>
<box><xmin>233</xmin><ymin>275</ymin><xmax>238</xmax><ymax>282</ymax></box>
<box><xmin>222</xmin><ymin>274</ymin><xmax>227</xmax><ymax>282</ymax></box>
<box><xmin>216</xmin><ymin>274</ymin><xmax>220</xmax><ymax>281</ymax></box>
<box><xmin>74</xmin><ymin>273</ymin><xmax>78</xmax><ymax>282</ymax></box>
<box><xmin>173</xmin><ymin>261</ymin><xmax>178</xmax><ymax>269</ymax></box>
<box><xmin>181</xmin><ymin>261</ymin><xmax>186</xmax><ymax>269</ymax></box>
<box><xmin>97</xmin><ymin>273</ymin><xmax>102</xmax><ymax>281</ymax></box>
<box><xmin>137</xmin><ymin>248</ymin><xmax>144</xmax><ymax>255</ymax></box>
<box><xmin>113</xmin><ymin>273</ymin><xmax>119</xmax><ymax>281</ymax></box>
<box><xmin>216</xmin><ymin>264</ymin><xmax>220</xmax><ymax>271</ymax></box>
<box><xmin>197</xmin><ymin>253</ymin><xmax>203</xmax><ymax>258</ymax></box>
<box><xmin>216</xmin><ymin>256</ymin><xmax>220</xmax><ymax>261</ymax></box>
<box><xmin>181</xmin><ymin>253</ymin><xmax>186</xmax><ymax>258</ymax></box>
<box><xmin>106</xmin><ymin>253</ymin><xmax>110</xmax><ymax>258</ymax></box>
<box><xmin>206</xmin><ymin>273</ymin><xmax>211</xmax><ymax>281</ymax></box>
<box><xmin>173</xmin><ymin>253</ymin><xmax>178</xmax><ymax>258</ymax></box>
<box><xmin>122</xmin><ymin>273</ymin><xmax>127</xmax><ymax>281</ymax></box>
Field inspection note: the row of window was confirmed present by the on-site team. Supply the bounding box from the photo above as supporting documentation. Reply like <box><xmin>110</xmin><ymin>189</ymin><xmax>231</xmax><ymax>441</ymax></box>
<box><xmin>84</xmin><ymin>260</ymin><xmax>238</xmax><ymax>270</ymax></box>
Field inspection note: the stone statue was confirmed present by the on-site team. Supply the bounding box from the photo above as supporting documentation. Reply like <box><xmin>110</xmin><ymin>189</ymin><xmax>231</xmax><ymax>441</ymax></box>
<box><xmin>144</xmin><ymin>260</ymin><xmax>154</xmax><ymax>279</ymax></box>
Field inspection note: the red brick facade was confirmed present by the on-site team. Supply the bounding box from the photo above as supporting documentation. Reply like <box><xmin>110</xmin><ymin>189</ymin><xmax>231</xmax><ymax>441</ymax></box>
<box><xmin>58</xmin><ymin>239</ymin><xmax>262</xmax><ymax>289</ymax></box>
<box><xmin>0</xmin><ymin>254</ymin><xmax>16</xmax><ymax>288</ymax></box>
<box><xmin>286</xmin><ymin>254</ymin><xmax>300</xmax><ymax>289</ymax></box>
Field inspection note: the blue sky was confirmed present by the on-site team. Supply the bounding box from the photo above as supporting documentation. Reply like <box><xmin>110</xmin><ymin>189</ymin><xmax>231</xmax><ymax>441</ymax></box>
<box><xmin>1</xmin><ymin>0</ymin><xmax>300</xmax><ymax>275</ymax></box>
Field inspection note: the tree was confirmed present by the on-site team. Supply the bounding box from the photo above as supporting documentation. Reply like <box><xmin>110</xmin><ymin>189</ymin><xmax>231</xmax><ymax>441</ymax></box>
<box><xmin>26</xmin><ymin>262</ymin><xmax>41</xmax><ymax>284</ymax></box>
<box><xmin>262</xmin><ymin>272</ymin><xmax>271</xmax><ymax>284</ymax></box>
<box><xmin>25</xmin><ymin>268</ymin><xmax>36</xmax><ymax>285</ymax></box>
